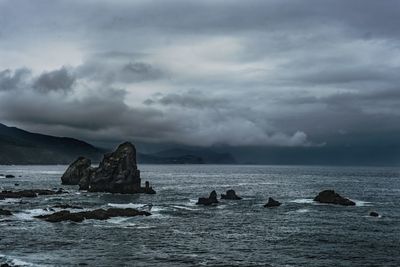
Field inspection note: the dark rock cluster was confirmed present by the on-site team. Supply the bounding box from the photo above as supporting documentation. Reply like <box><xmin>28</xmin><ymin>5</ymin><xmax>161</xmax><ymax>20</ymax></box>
<box><xmin>0</xmin><ymin>208</ymin><xmax>12</xmax><ymax>216</ymax></box>
<box><xmin>196</xmin><ymin>190</ymin><xmax>219</xmax><ymax>205</ymax></box>
<box><xmin>314</xmin><ymin>190</ymin><xmax>355</xmax><ymax>206</ymax></box>
<box><xmin>35</xmin><ymin>208</ymin><xmax>151</xmax><ymax>223</ymax></box>
<box><xmin>221</xmin><ymin>189</ymin><xmax>242</xmax><ymax>200</ymax></box>
<box><xmin>61</xmin><ymin>142</ymin><xmax>155</xmax><ymax>194</ymax></box>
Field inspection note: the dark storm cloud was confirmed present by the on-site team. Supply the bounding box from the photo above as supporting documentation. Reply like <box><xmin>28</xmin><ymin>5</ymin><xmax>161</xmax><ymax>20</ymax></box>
<box><xmin>33</xmin><ymin>67</ymin><xmax>75</xmax><ymax>93</ymax></box>
<box><xmin>0</xmin><ymin>68</ymin><xmax>30</xmax><ymax>91</ymax></box>
<box><xmin>1</xmin><ymin>0</ymin><xmax>400</xmax><ymax>148</ymax></box>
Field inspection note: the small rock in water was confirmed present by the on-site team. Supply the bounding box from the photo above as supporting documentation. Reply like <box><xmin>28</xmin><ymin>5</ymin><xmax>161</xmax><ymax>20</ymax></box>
<box><xmin>264</xmin><ymin>197</ymin><xmax>281</xmax><ymax>208</ymax></box>
<box><xmin>5</xmin><ymin>175</ymin><xmax>15</xmax><ymax>178</ymax></box>
<box><xmin>0</xmin><ymin>208</ymin><xmax>12</xmax><ymax>216</ymax></box>
<box><xmin>14</xmin><ymin>183</ymin><xmax>19</xmax><ymax>186</ymax></box>
<box><xmin>196</xmin><ymin>190</ymin><xmax>219</xmax><ymax>205</ymax></box>
<box><xmin>221</xmin><ymin>189</ymin><xmax>242</xmax><ymax>200</ymax></box>
<box><xmin>369</xmin><ymin>211</ymin><xmax>379</xmax><ymax>217</ymax></box>
<box><xmin>314</xmin><ymin>190</ymin><xmax>355</xmax><ymax>206</ymax></box>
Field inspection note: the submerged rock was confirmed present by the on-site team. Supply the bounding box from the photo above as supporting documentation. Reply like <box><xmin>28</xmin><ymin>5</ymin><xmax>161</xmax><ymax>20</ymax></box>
<box><xmin>196</xmin><ymin>190</ymin><xmax>219</xmax><ymax>205</ymax></box>
<box><xmin>0</xmin><ymin>208</ymin><xmax>12</xmax><ymax>216</ymax></box>
<box><xmin>5</xmin><ymin>175</ymin><xmax>15</xmax><ymax>178</ymax></box>
<box><xmin>61</xmin><ymin>157</ymin><xmax>92</xmax><ymax>185</ymax></box>
<box><xmin>35</xmin><ymin>208</ymin><xmax>151</xmax><ymax>223</ymax></box>
<box><xmin>61</xmin><ymin>142</ymin><xmax>155</xmax><ymax>194</ymax></box>
<box><xmin>314</xmin><ymin>190</ymin><xmax>355</xmax><ymax>206</ymax></box>
<box><xmin>221</xmin><ymin>189</ymin><xmax>242</xmax><ymax>200</ymax></box>
<box><xmin>369</xmin><ymin>211</ymin><xmax>379</xmax><ymax>217</ymax></box>
<box><xmin>264</xmin><ymin>197</ymin><xmax>281</xmax><ymax>208</ymax></box>
<box><xmin>0</xmin><ymin>189</ymin><xmax>65</xmax><ymax>199</ymax></box>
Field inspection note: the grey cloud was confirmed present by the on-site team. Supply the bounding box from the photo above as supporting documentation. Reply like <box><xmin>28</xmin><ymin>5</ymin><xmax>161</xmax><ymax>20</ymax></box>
<box><xmin>0</xmin><ymin>68</ymin><xmax>30</xmax><ymax>91</ymax></box>
<box><xmin>33</xmin><ymin>67</ymin><xmax>75</xmax><ymax>93</ymax></box>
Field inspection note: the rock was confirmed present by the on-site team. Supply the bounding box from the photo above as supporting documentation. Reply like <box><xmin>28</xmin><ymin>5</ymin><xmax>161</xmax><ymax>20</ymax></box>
<box><xmin>0</xmin><ymin>189</ymin><xmax>65</xmax><ymax>199</ymax></box>
<box><xmin>61</xmin><ymin>157</ymin><xmax>92</xmax><ymax>185</ymax></box>
<box><xmin>35</xmin><ymin>208</ymin><xmax>151</xmax><ymax>223</ymax></box>
<box><xmin>369</xmin><ymin>211</ymin><xmax>379</xmax><ymax>217</ymax></box>
<box><xmin>1</xmin><ymin>263</ymin><xmax>12</xmax><ymax>267</ymax></box>
<box><xmin>53</xmin><ymin>204</ymin><xmax>83</xmax><ymax>209</ymax></box>
<box><xmin>0</xmin><ymin>208</ymin><xmax>12</xmax><ymax>216</ymax></box>
<box><xmin>61</xmin><ymin>142</ymin><xmax>156</xmax><ymax>194</ymax></box>
<box><xmin>5</xmin><ymin>175</ymin><xmax>15</xmax><ymax>178</ymax></box>
<box><xmin>14</xmin><ymin>183</ymin><xmax>19</xmax><ymax>186</ymax></box>
<box><xmin>196</xmin><ymin>190</ymin><xmax>219</xmax><ymax>205</ymax></box>
<box><xmin>221</xmin><ymin>189</ymin><xmax>242</xmax><ymax>200</ymax></box>
<box><xmin>314</xmin><ymin>190</ymin><xmax>355</xmax><ymax>206</ymax></box>
<box><xmin>264</xmin><ymin>197</ymin><xmax>281</xmax><ymax>208</ymax></box>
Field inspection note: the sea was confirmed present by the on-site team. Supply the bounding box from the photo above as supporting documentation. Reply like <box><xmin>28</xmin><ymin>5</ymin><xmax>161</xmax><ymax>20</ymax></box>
<box><xmin>0</xmin><ymin>164</ymin><xmax>399</xmax><ymax>267</ymax></box>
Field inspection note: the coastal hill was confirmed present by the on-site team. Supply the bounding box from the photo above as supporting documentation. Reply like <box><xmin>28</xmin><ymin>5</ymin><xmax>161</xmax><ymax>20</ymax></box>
<box><xmin>0</xmin><ymin>123</ymin><xmax>235</xmax><ymax>165</ymax></box>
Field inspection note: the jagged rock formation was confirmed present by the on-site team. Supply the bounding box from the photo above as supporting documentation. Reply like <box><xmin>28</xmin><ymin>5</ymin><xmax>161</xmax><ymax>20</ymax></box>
<box><xmin>61</xmin><ymin>142</ymin><xmax>155</xmax><ymax>194</ymax></box>
<box><xmin>314</xmin><ymin>190</ymin><xmax>355</xmax><ymax>206</ymax></box>
<box><xmin>35</xmin><ymin>208</ymin><xmax>151</xmax><ymax>223</ymax></box>
<box><xmin>221</xmin><ymin>189</ymin><xmax>242</xmax><ymax>200</ymax></box>
<box><xmin>196</xmin><ymin>190</ymin><xmax>219</xmax><ymax>205</ymax></box>
<box><xmin>264</xmin><ymin>197</ymin><xmax>281</xmax><ymax>207</ymax></box>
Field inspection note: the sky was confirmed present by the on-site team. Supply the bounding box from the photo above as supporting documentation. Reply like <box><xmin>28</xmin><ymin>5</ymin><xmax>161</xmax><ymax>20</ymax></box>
<box><xmin>1</xmin><ymin>0</ymin><xmax>400</xmax><ymax>152</ymax></box>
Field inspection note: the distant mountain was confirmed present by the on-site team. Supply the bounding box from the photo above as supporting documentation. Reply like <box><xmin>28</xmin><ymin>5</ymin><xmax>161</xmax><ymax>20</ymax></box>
<box><xmin>0</xmin><ymin>123</ymin><xmax>236</xmax><ymax>165</ymax></box>
<box><xmin>0</xmin><ymin>123</ymin><xmax>104</xmax><ymax>164</ymax></box>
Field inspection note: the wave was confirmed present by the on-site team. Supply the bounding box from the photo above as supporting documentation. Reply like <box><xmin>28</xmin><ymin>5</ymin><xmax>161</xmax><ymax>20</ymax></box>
<box><xmin>290</xmin><ymin>198</ymin><xmax>314</xmax><ymax>204</ymax></box>
<box><xmin>0</xmin><ymin>253</ymin><xmax>41</xmax><ymax>267</ymax></box>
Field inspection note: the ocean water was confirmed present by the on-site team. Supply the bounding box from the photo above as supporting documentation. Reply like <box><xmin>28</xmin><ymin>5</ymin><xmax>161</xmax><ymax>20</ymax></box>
<box><xmin>0</xmin><ymin>164</ymin><xmax>400</xmax><ymax>267</ymax></box>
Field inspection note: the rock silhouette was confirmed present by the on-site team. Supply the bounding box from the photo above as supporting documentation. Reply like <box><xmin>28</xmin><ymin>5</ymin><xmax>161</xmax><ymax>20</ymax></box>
<box><xmin>197</xmin><ymin>190</ymin><xmax>219</xmax><ymax>205</ymax></box>
<box><xmin>61</xmin><ymin>142</ymin><xmax>155</xmax><ymax>194</ymax></box>
<box><xmin>264</xmin><ymin>197</ymin><xmax>281</xmax><ymax>207</ymax></box>
<box><xmin>221</xmin><ymin>189</ymin><xmax>242</xmax><ymax>200</ymax></box>
<box><xmin>314</xmin><ymin>190</ymin><xmax>355</xmax><ymax>206</ymax></box>
<box><xmin>0</xmin><ymin>209</ymin><xmax>12</xmax><ymax>216</ymax></box>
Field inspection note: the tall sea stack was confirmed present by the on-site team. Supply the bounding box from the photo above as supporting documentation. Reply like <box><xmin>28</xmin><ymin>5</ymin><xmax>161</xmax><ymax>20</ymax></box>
<box><xmin>61</xmin><ymin>142</ymin><xmax>155</xmax><ymax>194</ymax></box>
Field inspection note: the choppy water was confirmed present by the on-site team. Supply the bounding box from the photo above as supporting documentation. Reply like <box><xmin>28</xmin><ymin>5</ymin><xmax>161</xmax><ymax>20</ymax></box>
<box><xmin>1</xmin><ymin>164</ymin><xmax>400</xmax><ymax>267</ymax></box>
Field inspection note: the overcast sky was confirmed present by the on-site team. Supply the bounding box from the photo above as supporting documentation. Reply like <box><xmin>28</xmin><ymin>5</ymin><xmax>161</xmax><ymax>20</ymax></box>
<box><xmin>1</xmin><ymin>0</ymin><xmax>400</xmax><ymax>148</ymax></box>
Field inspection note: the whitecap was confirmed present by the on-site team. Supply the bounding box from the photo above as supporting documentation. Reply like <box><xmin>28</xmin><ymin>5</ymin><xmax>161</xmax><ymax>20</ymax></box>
<box><xmin>172</xmin><ymin>205</ymin><xmax>199</xmax><ymax>211</ymax></box>
<box><xmin>296</xmin><ymin>208</ymin><xmax>310</xmax><ymax>213</ymax></box>
<box><xmin>290</xmin><ymin>198</ymin><xmax>314</xmax><ymax>204</ymax></box>
<box><xmin>353</xmin><ymin>200</ymin><xmax>373</xmax><ymax>207</ymax></box>
<box><xmin>13</xmin><ymin>208</ymin><xmax>52</xmax><ymax>221</ymax></box>
<box><xmin>107</xmin><ymin>203</ymin><xmax>146</xmax><ymax>209</ymax></box>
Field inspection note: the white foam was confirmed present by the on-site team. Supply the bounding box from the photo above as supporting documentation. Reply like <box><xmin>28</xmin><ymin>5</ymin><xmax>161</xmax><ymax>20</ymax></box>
<box><xmin>353</xmin><ymin>200</ymin><xmax>373</xmax><ymax>207</ymax></box>
<box><xmin>172</xmin><ymin>205</ymin><xmax>199</xmax><ymax>211</ymax></box>
<box><xmin>0</xmin><ymin>254</ymin><xmax>40</xmax><ymax>266</ymax></box>
<box><xmin>13</xmin><ymin>208</ymin><xmax>51</xmax><ymax>221</ymax></box>
<box><xmin>296</xmin><ymin>208</ymin><xmax>310</xmax><ymax>213</ymax></box>
<box><xmin>107</xmin><ymin>203</ymin><xmax>145</xmax><ymax>209</ymax></box>
<box><xmin>290</xmin><ymin>198</ymin><xmax>314</xmax><ymax>204</ymax></box>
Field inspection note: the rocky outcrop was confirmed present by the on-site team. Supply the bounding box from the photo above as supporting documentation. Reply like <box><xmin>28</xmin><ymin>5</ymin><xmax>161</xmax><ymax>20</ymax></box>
<box><xmin>0</xmin><ymin>189</ymin><xmax>65</xmax><ymax>200</ymax></box>
<box><xmin>196</xmin><ymin>190</ymin><xmax>219</xmax><ymax>205</ymax></box>
<box><xmin>5</xmin><ymin>174</ymin><xmax>15</xmax><ymax>178</ymax></box>
<box><xmin>264</xmin><ymin>197</ymin><xmax>281</xmax><ymax>208</ymax></box>
<box><xmin>61</xmin><ymin>142</ymin><xmax>155</xmax><ymax>194</ymax></box>
<box><xmin>0</xmin><ymin>209</ymin><xmax>12</xmax><ymax>216</ymax></box>
<box><xmin>35</xmin><ymin>208</ymin><xmax>151</xmax><ymax>223</ymax></box>
<box><xmin>221</xmin><ymin>189</ymin><xmax>242</xmax><ymax>200</ymax></box>
<box><xmin>61</xmin><ymin>157</ymin><xmax>92</xmax><ymax>185</ymax></box>
<box><xmin>314</xmin><ymin>190</ymin><xmax>355</xmax><ymax>206</ymax></box>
